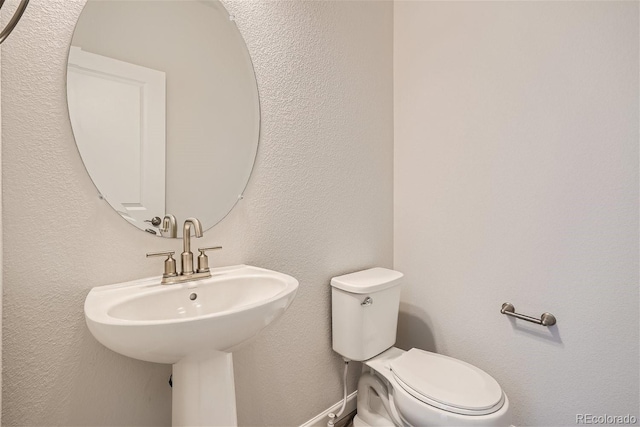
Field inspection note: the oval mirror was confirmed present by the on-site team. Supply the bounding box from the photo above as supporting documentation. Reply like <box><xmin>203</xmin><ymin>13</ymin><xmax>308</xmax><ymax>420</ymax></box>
<box><xmin>67</xmin><ymin>0</ymin><xmax>259</xmax><ymax>237</ymax></box>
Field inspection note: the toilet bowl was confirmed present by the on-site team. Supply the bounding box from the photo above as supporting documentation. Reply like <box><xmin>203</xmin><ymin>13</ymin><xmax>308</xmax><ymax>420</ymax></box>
<box><xmin>331</xmin><ymin>268</ymin><xmax>511</xmax><ymax>427</ymax></box>
<box><xmin>353</xmin><ymin>347</ymin><xmax>510</xmax><ymax>426</ymax></box>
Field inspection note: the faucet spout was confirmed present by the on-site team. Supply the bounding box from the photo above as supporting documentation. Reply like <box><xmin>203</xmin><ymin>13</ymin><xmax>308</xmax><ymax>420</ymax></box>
<box><xmin>161</xmin><ymin>214</ymin><xmax>177</xmax><ymax>238</ymax></box>
<box><xmin>181</xmin><ymin>218</ymin><xmax>203</xmax><ymax>275</ymax></box>
<box><xmin>183</xmin><ymin>217</ymin><xmax>203</xmax><ymax>252</ymax></box>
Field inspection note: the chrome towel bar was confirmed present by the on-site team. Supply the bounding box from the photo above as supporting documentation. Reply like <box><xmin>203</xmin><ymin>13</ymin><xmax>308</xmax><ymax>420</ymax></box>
<box><xmin>500</xmin><ymin>302</ymin><xmax>557</xmax><ymax>327</ymax></box>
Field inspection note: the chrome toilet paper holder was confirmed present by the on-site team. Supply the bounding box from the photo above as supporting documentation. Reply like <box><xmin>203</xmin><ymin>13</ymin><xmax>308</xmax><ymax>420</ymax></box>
<box><xmin>500</xmin><ymin>302</ymin><xmax>557</xmax><ymax>327</ymax></box>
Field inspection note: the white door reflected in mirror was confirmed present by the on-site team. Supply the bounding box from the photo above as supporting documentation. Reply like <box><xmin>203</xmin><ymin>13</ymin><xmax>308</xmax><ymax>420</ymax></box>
<box><xmin>68</xmin><ymin>47</ymin><xmax>167</xmax><ymax>226</ymax></box>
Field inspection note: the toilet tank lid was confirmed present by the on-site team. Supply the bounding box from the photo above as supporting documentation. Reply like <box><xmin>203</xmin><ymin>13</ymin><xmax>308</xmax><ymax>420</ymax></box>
<box><xmin>331</xmin><ymin>268</ymin><xmax>403</xmax><ymax>294</ymax></box>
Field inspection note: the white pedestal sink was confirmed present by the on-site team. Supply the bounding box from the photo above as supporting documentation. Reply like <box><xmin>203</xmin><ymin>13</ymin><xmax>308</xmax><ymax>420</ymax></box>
<box><xmin>84</xmin><ymin>265</ymin><xmax>298</xmax><ymax>426</ymax></box>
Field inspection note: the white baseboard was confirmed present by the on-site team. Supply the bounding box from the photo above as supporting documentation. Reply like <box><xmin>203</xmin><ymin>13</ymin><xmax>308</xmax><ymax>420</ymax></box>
<box><xmin>300</xmin><ymin>391</ymin><xmax>358</xmax><ymax>427</ymax></box>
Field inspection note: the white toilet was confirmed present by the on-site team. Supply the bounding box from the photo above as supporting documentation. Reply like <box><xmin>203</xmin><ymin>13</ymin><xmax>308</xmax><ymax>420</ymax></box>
<box><xmin>331</xmin><ymin>268</ymin><xmax>511</xmax><ymax>427</ymax></box>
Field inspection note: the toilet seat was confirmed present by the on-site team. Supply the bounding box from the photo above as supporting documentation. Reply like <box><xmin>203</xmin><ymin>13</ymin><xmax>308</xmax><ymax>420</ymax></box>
<box><xmin>390</xmin><ymin>348</ymin><xmax>505</xmax><ymax>416</ymax></box>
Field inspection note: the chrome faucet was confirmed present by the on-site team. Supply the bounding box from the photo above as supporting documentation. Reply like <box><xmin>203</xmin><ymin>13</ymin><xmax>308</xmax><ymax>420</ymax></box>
<box><xmin>146</xmin><ymin>217</ymin><xmax>222</xmax><ymax>284</ymax></box>
<box><xmin>181</xmin><ymin>217</ymin><xmax>203</xmax><ymax>275</ymax></box>
<box><xmin>160</xmin><ymin>214</ymin><xmax>177</xmax><ymax>238</ymax></box>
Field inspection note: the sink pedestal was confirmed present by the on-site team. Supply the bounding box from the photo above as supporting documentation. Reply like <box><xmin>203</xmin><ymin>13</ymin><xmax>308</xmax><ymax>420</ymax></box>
<box><xmin>172</xmin><ymin>350</ymin><xmax>237</xmax><ymax>426</ymax></box>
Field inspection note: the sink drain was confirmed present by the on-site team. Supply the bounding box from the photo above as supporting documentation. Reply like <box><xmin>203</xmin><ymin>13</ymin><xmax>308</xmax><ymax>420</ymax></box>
<box><xmin>189</xmin><ymin>293</ymin><xmax>197</xmax><ymax>301</ymax></box>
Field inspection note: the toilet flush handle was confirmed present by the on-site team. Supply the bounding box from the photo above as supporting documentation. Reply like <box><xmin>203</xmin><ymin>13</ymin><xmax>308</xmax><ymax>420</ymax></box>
<box><xmin>361</xmin><ymin>296</ymin><xmax>373</xmax><ymax>306</ymax></box>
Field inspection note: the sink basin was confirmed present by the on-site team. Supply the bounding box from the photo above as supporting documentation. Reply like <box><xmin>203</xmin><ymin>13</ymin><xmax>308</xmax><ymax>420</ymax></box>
<box><xmin>84</xmin><ymin>264</ymin><xmax>298</xmax><ymax>426</ymax></box>
<box><xmin>85</xmin><ymin>265</ymin><xmax>298</xmax><ymax>364</ymax></box>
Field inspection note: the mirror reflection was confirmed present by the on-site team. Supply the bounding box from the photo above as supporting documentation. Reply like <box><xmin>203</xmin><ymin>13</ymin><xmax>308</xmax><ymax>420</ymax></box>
<box><xmin>67</xmin><ymin>0</ymin><xmax>260</xmax><ymax>237</ymax></box>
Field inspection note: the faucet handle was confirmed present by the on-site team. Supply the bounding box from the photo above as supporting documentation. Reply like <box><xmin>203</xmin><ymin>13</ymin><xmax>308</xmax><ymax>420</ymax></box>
<box><xmin>196</xmin><ymin>246</ymin><xmax>222</xmax><ymax>273</ymax></box>
<box><xmin>146</xmin><ymin>251</ymin><xmax>178</xmax><ymax>279</ymax></box>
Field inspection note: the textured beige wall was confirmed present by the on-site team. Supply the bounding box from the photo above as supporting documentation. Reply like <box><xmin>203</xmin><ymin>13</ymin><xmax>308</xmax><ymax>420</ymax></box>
<box><xmin>0</xmin><ymin>40</ymin><xmax>3</xmax><ymax>418</ymax></box>
<box><xmin>394</xmin><ymin>1</ymin><xmax>639</xmax><ymax>425</ymax></box>
<box><xmin>1</xmin><ymin>0</ymin><xmax>393</xmax><ymax>426</ymax></box>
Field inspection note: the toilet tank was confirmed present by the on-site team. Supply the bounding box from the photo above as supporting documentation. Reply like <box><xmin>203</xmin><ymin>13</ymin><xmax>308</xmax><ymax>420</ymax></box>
<box><xmin>331</xmin><ymin>268</ymin><xmax>403</xmax><ymax>361</ymax></box>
